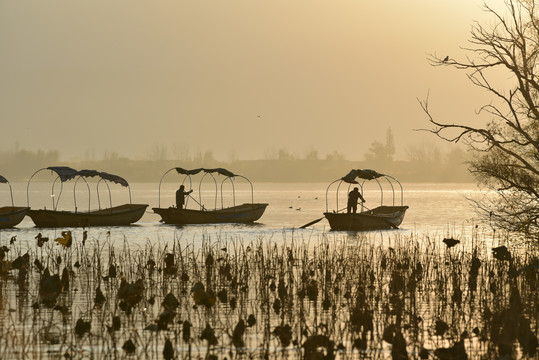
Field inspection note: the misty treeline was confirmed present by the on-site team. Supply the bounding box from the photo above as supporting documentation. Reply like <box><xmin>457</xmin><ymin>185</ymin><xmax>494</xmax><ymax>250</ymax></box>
<box><xmin>0</xmin><ymin>133</ymin><xmax>471</xmax><ymax>183</ymax></box>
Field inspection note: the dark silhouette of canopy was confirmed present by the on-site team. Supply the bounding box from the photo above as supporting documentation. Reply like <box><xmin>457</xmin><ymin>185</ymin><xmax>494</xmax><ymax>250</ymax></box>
<box><xmin>174</xmin><ymin>167</ymin><xmax>237</xmax><ymax>177</ymax></box>
<box><xmin>174</xmin><ymin>168</ymin><xmax>204</xmax><ymax>175</ymax></box>
<box><xmin>341</xmin><ymin>169</ymin><xmax>386</xmax><ymax>183</ymax></box>
<box><xmin>46</xmin><ymin>166</ymin><xmax>79</xmax><ymax>182</ymax></box>
<box><xmin>205</xmin><ymin>168</ymin><xmax>236</xmax><ymax>177</ymax></box>
<box><xmin>44</xmin><ymin>167</ymin><xmax>129</xmax><ymax>186</ymax></box>
<box><xmin>99</xmin><ymin>172</ymin><xmax>129</xmax><ymax>187</ymax></box>
<box><xmin>77</xmin><ymin>169</ymin><xmax>101</xmax><ymax>178</ymax></box>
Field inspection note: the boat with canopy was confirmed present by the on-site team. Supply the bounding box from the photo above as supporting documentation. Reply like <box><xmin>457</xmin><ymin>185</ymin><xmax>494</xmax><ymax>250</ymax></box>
<box><xmin>26</xmin><ymin>166</ymin><xmax>148</xmax><ymax>227</ymax></box>
<box><xmin>152</xmin><ymin>167</ymin><xmax>268</xmax><ymax>225</ymax></box>
<box><xmin>0</xmin><ymin>174</ymin><xmax>29</xmax><ymax>228</ymax></box>
<box><xmin>323</xmin><ymin>169</ymin><xmax>408</xmax><ymax>231</ymax></box>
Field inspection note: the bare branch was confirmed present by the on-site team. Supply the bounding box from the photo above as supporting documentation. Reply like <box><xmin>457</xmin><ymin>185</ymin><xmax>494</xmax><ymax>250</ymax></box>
<box><xmin>420</xmin><ymin>0</ymin><xmax>539</xmax><ymax>244</ymax></box>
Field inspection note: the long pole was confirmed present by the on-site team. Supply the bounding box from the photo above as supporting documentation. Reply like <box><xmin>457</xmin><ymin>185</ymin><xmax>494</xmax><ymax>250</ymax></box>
<box><xmin>299</xmin><ymin>207</ymin><xmax>347</xmax><ymax>229</ymax></box>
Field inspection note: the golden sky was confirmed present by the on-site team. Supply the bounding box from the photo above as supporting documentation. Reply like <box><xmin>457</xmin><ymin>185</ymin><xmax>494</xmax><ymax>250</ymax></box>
<box><xmin>0</xmin><ymin>0</ymin><xmax>496</xmax><ymax>161</ymax></box>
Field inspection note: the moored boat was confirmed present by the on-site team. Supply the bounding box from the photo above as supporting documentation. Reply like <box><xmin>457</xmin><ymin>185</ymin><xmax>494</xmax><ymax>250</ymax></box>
<box><xmin>28</xmin><ymin>204</ymin><xmax>148</xmax><ymax>227</ymax></box>
<box><xmin>26</xmin><ymin>167</ymin><xmax>148</xmax><ymax>227</ymax></box>
<box><xmin>154</xmin><ymin>203</ymin><xmax>268</xmax><ymax>224</ymax></box>
<box><xmin>152</xmin><ymin>167</ymin><xmax>268</xmax><ymax>225</ymax></box>
<box><xmin>323</xmin><ymin>169</ymin><xmax>408</xmax><ymax>231</ymax></box>
<box><xmin>0</xmin><ymin>175</ymin><xmax>29</xmax><ymax>228</ymax></box>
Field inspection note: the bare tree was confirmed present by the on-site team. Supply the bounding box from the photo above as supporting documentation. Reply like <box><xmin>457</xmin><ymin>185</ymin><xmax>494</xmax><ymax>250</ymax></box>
<box><xmin>172</xmin><ymin>143</ymin><xmax>190</xmax><ymax>162</ymax></box>
<box><xmin>420</xmin><ymin>0</ymin><xmax>539</xmax><ymax>243</ymax></box>
<box><xmin>148</xmin><ymin>144</ymin><xmax>168</xmax><ymax>161</ymax></box>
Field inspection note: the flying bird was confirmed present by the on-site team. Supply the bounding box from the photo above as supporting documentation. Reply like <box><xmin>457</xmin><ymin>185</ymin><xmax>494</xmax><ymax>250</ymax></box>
<box><xmin>443</xmin><ymin>238</ymin><xmax>460</xmax><ymax>248</ymax></box>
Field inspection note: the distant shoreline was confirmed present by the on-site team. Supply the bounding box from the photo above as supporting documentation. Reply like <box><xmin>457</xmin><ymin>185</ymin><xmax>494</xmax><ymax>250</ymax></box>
<box><xmin>0</xmin><ymin>158</ymin><xmax>473</xmax><ymax>184</ymax></box>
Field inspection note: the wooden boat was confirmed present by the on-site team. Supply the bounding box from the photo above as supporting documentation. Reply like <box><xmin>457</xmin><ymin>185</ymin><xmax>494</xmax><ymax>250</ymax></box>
<box><xmin>27</xmin><ymin>204</ymin><xmax>148</xmax><ymax>227</ymax></box>
<box><xmin>0</xmin><ymin>207</ymin><xmax>29</xmax><ymax>229</ymax></box>
<box><xmin>323</xmin><ymin>169</ymin><xmax>408</xmax><ymax>231</ymax></box>
<box><xmin>0</xmin><ymin>175</ymin><xmax>29</xmax><ymax>228</ymax></box>
<box><xmin>154</xmin><ymin>203</ymin><xmax>268</xmax><ymax>225</ymax></box>
<box><xmin>152</xmin><ymin>167</ymin><xmax>268</xmax><ymax>225</ymax></box>
<box><xmin>324</xmin><ymin>205</ymin><xmax>408</xmax><ymax>231</ymax></box>
<box><xmin>26</xmin><ymin>167</ymin><xmax>148</xmax><ymax>227</ymax></box>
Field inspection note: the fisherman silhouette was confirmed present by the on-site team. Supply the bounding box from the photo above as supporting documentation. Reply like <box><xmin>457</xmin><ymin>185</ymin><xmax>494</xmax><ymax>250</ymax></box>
<box><xmin>176</xmin><ymin>185</ymin><xmax>193</xmax><ymax>209</ymax></box>
<box><xmin>347</xmin><ymin>187</ymin><xmax>365</xmax><ymax>214</ymax></box>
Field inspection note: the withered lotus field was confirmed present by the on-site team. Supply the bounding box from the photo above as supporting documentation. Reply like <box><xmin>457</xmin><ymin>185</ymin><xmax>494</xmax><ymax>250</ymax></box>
<box><xmin>0</xmin><ymin>230</ymin><xmax>537</xmax><ymax>359</ymax></box>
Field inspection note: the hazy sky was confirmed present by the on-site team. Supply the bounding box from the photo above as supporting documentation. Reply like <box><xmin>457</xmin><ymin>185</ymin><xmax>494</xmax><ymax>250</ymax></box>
<box><xmin>0</xmin><ymin>0</ymin><xmax>497</xmax><ymax>161</ymax></box>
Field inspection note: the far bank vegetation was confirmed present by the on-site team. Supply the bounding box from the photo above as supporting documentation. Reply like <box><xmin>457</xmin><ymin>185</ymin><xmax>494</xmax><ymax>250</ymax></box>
<box><xmin>0</xmin><ymin>131</ymin><xmax>471</xmax><ymax>183</ymax></box>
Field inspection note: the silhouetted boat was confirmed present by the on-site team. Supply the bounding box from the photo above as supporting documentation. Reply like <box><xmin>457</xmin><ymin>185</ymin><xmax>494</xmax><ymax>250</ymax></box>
<box><xmin>153</xmin><ymin>203</ymin><xmax>268</xmax><ymax>224</ymax></box>
<box><xmin>323</xmin><ymin>169</ymin><xmax>408</xmax><ymax>231</ymax></box>
<box><xmin>0</xmin><ymin>175</ymin><xmax>29</xmax><ymax>228</ymax></box>
<box><xmin>324</xmin><ymin>206</ymin><xmax>408</xmax><ymax>231</ymax></box>
<box><xmin>28</xmin><ymin>204</ymin><xmax>148</xmax><ymax>227</ymax></box>
<box><xmin>26</xmin><ymin>167</ymin><xmax>148</xmax><ymax>227</ymax></box>
<box><xmin>152</xmin><ymin>167</ymin><xmax>268</xmax><ymax>225</ymax></box>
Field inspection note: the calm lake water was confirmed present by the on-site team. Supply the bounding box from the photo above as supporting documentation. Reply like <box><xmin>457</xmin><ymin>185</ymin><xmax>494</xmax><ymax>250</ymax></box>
<box><xmin>1</xmin><ymin>182</ymin><xmax>488</xmax><ymax>248</ymax></box>
<box><xmin>2</xmin><ymin>181</ymin><xmax>535</xmax><ymax>360</ymax></box>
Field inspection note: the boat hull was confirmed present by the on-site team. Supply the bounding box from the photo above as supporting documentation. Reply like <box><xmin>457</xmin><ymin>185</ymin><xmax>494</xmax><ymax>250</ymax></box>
<box><xmin>27</xmin><ymin>204</ymin><xmax>148</xmax><ymax>227</ymax></box>
<box><xmin>0</xmin><ymin>206</ymin><xmax>30</xmax><ymax>228</ymax></box>
<box><xmin>324</xmin><ymin>206</ymin><xmax>408</xmax><ymax>231</ymax></box>
<box><xmin>153</xmin><ymin>203</ymin><xmax>268</xmax><ymax>225</ymax></box>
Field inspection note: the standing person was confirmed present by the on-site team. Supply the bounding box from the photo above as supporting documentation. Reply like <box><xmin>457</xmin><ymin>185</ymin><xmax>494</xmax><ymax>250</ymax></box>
<box><xmin>347</xmin><ymin>187</ymin><xmax>365</xmax><ymax>213</ymax></box>
<box><xmin>176</xmin><ymin>185</ymin><xmax>193</xmax><ymax>209</ymax></box>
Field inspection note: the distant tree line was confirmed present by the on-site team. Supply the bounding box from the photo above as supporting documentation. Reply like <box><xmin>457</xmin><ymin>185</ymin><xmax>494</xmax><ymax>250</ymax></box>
<box><xmin>0</xmin><ymin>148</ymin><xmax>60</xmax><ymax>180</ymax></box>
<box><xmin>0</xmin><ymin>140</ymin><xmax>472</xmax><ymax>183</ymax></box>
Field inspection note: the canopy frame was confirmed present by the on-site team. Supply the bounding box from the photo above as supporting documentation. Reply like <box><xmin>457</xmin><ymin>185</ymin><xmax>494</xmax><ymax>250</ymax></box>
<box><xmin>325</xmin><ymin>169</ymin><xmax>404</xmax><ymax>212</ymax></box>
<box><xmin>156</xmin><ymin>167</ymin><xmax>254</xmax><ymax>210</ymax></box>
<box><xmin>156</xmin><ymin>167</ymin><xmax>194</xmax><ymax>208</ymax></box>
<box><xmin>27</xmin><ymin>167</ymin><xmax>78</xmax><ymax>208</ymax></box>
<box><xmin>0</xmin><ymin>175</ymin><xmax>14</xmax><ymax>207</ymax></box>
<box><xmin>27</xmin><ymin>167</ymin><xmax>132</xmax><ymax>212</ymax></box>
<box><xmin>220</xmin><ymin>175</ymin><xmax>254</xmax><ymax>209</ymax></box>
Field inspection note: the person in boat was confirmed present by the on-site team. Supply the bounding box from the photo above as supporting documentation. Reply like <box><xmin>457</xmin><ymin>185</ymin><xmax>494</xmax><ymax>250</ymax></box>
<box><xmin>347</xmin><ymin>187</ymin><xmax>365</xmax><ymax>213</ymax></box>
<box><xmin>176</xmin><ymin>185</ymin><xmax>193</xmax><ymax>209</ymax></box>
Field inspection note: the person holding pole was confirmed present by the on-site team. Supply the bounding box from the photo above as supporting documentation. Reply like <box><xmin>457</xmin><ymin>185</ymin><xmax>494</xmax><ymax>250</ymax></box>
<box><xmin>176</xmin><ymin>185</ymin><xmax>193</xmax><ymax>209</ymax></box>
<box><xmin>347</xmin><ymin>187</ymin><xmax>365</xmax><ymax>213</ymax></box>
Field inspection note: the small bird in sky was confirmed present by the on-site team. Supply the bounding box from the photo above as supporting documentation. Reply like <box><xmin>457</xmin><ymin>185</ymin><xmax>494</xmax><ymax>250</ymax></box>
<box><xmin>443</xmin><ymin>56</ymin><xmax>449</xmax><ymax>62</ymax></box>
